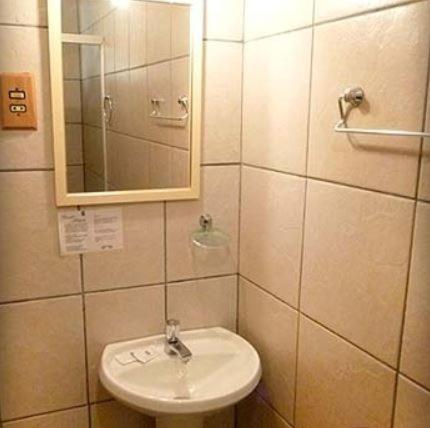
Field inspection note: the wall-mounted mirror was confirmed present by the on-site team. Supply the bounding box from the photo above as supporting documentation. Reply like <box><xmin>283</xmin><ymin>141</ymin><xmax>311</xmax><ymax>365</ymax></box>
<box><xmin>48</xmin><ymin>0</ymin><xmax>203</xmax><ymax>206</ymax></box>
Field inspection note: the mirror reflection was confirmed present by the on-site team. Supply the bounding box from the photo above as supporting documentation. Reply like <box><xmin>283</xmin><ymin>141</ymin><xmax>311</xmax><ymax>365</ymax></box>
<box><xmin>61</xmin><ymin>0</ymin><xmax>191</xmax><ymax>193</ymax></box>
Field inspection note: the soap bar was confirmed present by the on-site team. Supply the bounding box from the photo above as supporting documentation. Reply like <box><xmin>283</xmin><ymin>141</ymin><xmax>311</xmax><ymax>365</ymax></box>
<box><xmin>115</xmin><ymin>352</ymin><xmax>136</xmax><ymax>365</ymax></box>
<box><xmin>131</xmin><ymin>346</ymin><xmax>159</xmax><ymax>364</ymax></box>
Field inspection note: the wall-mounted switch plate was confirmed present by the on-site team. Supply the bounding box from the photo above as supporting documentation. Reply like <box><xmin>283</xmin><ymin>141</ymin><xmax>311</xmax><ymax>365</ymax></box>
<box><xmin>0</xmin><ymin>72</ymin><xmax>37</xmax><ymax>130</ymax></box>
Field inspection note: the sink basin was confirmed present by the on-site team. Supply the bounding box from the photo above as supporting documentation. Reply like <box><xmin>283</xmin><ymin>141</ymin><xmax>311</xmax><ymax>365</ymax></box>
<box><xmin>99</xmin><ymin>327</ymin><xmax>261</xmax><ymax>426</ymax></box>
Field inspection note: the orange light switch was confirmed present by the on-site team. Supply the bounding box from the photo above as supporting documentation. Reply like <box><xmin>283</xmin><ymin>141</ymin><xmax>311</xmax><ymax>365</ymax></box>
<box><xmin>0</xmin><ymin>72</ymin><xmax>37</xmax><ymax>130</ymax></box>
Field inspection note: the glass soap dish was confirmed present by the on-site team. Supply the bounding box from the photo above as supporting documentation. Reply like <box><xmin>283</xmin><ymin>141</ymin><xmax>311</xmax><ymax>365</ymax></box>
<box><xmin>191</xmin><ymin>214</ymin><xmax>230</xmax><ymax>249</ymax></box>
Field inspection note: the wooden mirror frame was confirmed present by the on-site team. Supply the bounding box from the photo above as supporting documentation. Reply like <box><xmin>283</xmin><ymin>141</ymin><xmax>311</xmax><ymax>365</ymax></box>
<box><xmin>47</xmin><ymin>0</ymin><xmax>203</xmax><ymax>206</ymax></box>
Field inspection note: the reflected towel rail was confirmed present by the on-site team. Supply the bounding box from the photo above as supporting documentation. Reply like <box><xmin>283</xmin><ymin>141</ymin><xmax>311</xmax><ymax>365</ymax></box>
<box><xmin>335</xmin><ymin>86</ymin><xmax>430</xmax><ymax>139</ymax></box>
<box><xmin>150</xmin><ymin>95</ymin><xmax>189</xmax><ymax>122</ymax></box>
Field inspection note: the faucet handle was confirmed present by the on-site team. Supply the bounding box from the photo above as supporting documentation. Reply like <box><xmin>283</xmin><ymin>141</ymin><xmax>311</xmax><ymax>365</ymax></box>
<box><xmin>166</xmin><ymin>319</ymin><xmax>180</xmax><ymax>343</ymax></box>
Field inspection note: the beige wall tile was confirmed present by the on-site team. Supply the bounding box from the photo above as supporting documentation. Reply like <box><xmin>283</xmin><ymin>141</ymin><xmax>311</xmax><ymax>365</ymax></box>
<box><xmin>67</xmin><ymin>165</ymin><xmax>85</xmax><ymax>193</ymax></box>
<box><xmin>85</xmin><ymin>168</ymin><xmax>105</xmax><ymax>192</ymax></box>
<box><xmin>107</xmin><ymin>133</ymin><xmax>150</xmax><ymax>190</ymax></box>
<box><xmin>168</xmin><ymin>275</ymin><xmax>237</xmax><ymax>331</ymax></box>
<box><xmin>146</xmin><ymin>2</ymin><xmax>171</xmax><ymax>64</ymax></box>
<box><xmin>0</xmin><ymin>297</ymin><xmax>87</xmax><ymax>420</ymax></box>
<box><xmin>64</xmin><ymin>80</ymin><xmax>82</xmax><ymax>123</ymax></box>
<box><xmin>146</xmin><ymin>61</ymin><xmax>171</xmax><ymax>145</ymax></box>
<box><xmin>296</xmin><ymin>317</ymin><xmax>396</xmax><ymax>428</ymax></box>
<box><xmin>394</xmin><ymin>376</ymin><xmax>430</xmax><ymax>428</ymax></box>
<box><xmin>82</xmin><ymin>77</ymin><xmax>102</xmax><ymax>127</ymax></box>
<box><xmin>166</xmin><ymin>166</ymin><xmax>239</xmax><ymax>281</ymax></box>
<box><xmin>204</xmin><ymin>407</ymin><xmax>235</xmax><ymax>428</ymax></box>
<box><xmin>309</xmin><ymin>2</ymin><xmax>430</xmax><ymax>197</ymax></box>
<box><xmin>401</xmin><ymin>202</ymin><xmax>430</xmax><ymax>388</ymax></box>
<box><xmin>83</xmin><ymin>125</ymin><xmax>104</xmax><ymax>176</ymax></box>
<box><xmin>128</xmin><ymin>67</ymin><xmax>148</xmax><ymax>139</ymax></box>
<box><xmin>114</xmin><ymin>8</ymin><xmax>130</xmax><ymax>71</ymax></box>
<box><xmin>65</xmin><ymin>124</ymin><xmax>83</xmax><ymax>165</ymax></box>
<box><xmin>0</xmin><ymin>172</ymin><xmax>81</xmax><ymax>302</ymax></box>
<box><xmin>110</xmin><ymin>71</ymin><xmax>131</xmax><ymax>135</ymax></box>
<box><xmin>239</xmin><ymin>278</ymin><xmax>297</xmax><ymax>423</ymax></box>
<box><xmin>243</xmin><ymin>30</ymin><xmax>312</xmax><ymax>175</ymax></box>
<box><xmin>202</xmin><ymin>42</ymin><xmax>242</xmax><ymax>164</ymax></box>
<box><xmin>205</xmin><ymin>0</ymin><xmax>243</xmax><ymax>41</ymax></box>
<box><xmin>80</xmin><ymin>44</ymin><xmax>101</xmax><ymax>80</ymax></box>
<box><xmin>4</xmin><ymin>407</ymin><xmax>89</xmax><ymax>428</ymax></box>
<box><xmin>315</xmin><ymin>0</ymin><xmax>416</xmax><ymax>23</ymax></box>
<box><xmin>0</xmin><ymin>26</ymin><xmax>52</xmax><ymax>169</ymax></box>
<box><xmin>62</xmin><ymin>0</ymin><xmax>79</xmax><ymax>33</ymax></box>
<box><xmin>130</xmin><ymin>1</ymin><xmax>147</xmax><ymax>68</ymax></box>
<box><xmin>302</xmin><ymin>180</ymin><xmax>414</xmax><ymax>366</ymax></box>
<box><xmin>170</xmin><ymin>57</ymin><xmax>191</xmax><ymax>150</ymax></box>
<box><xmin>240</xmin><ymin>167</ymin><xmax>305</xmax><ymax>307</ymax></box>
<box><xmin>91</xmin><ymin>401</ymin><xmax>154</xmax><ymax>428</ymax></box>
<box><xmin>237</xmin><ymin>392</ymin><xmax>292</xmax><ymax>428</ymax></box>
<box><xmin>83</xmin><ymin>203</ymin><xmax>164</xmax><ymax>291</ymax></box>
<box><xmin>171</xmin><ymin>5</ymin><xmax>190</xmax><ymax>57</ymax></box>
<box><xmin>85</xmin><ymin>285</ymin><xmax>165</xmax><ymax>402</ymax></box>
<box><xmin>101</xmin><ymin>11</ymin><xmax>115</xmax><ymax>74</ymax></box>
<box><xmin>63</xmin><ymin>44</ymin><xmax>81</xmax><ymax>80</ymax></box>
<box><xmin>0</xmin><ymin>0</ymin><xmax>47</xmax><ymax>26</ymax></box>
<box><xmin>244</xmin><ymin>0</ymin><xmax>313</xmax><ymax>40</ymax></box>
<box><xmin>78</xmin><ymin>0</ymin><xmax>113</xmax><ymax>33</ymax></box>
<box><xmin>419</xmin><ymin>91</ymin><xmax>430</xmax><ymax>201</ymax></box>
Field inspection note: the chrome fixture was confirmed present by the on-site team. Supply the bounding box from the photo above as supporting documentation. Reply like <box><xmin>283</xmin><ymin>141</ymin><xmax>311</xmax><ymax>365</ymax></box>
<box><xmin>190</xmin><ymin>214</ymin><xmax>230</xmax><ymax>249</ymax></box>
<box><xmin>150</xmin><ymin>95</ymin><xmax>189</xmax><ymax>122</ymax></box>
<box><xmin>335</xmin><ymin>86</ymin><xmax>430</xmax><ymax>138</ymax></box>
<box><xmin>165</xmin><ymin>319</ymin><xmax>192</xmax><ymax>363</ymax></box>
<box><xmin>103</xmin><ymin>95</ymin><xmax>113</xmax><ymax>126</ymax></box>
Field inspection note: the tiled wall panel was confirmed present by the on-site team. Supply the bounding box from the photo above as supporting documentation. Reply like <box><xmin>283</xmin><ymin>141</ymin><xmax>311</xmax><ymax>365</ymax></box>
<box><xmin>0</xmin><ymin>1</ymin><xmax>241</xmax><ymax>427</ymax></box>
<box><xmin>239</xmin><ymin>0</ymin><xmax>430</xmax><ymax>427</ymax></box>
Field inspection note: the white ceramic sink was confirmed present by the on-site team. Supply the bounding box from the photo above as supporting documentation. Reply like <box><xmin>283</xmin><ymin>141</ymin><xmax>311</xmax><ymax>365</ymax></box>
<box><xmin>99</xmin><ymin>327</ymin><xmax>261</xmax><ymax>427</ymax></box>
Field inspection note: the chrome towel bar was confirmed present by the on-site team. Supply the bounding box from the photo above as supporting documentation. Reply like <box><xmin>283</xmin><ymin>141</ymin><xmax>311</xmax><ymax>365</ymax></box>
<box><xmin>335</xmin><ymin>87</ymin><xmax>430</xmax><ymax>138</ymax></box>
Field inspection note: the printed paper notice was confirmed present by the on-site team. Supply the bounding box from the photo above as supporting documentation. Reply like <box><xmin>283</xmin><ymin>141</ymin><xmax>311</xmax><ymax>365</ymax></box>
<box><xmin>58</xmin><ymin>208</ymin><xmax>123</xmax><ymax>255</ymax></box>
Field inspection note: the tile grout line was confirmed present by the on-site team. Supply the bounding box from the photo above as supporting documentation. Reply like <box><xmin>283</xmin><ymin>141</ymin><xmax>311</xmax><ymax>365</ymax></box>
<box><xmin>0</xmin><ymin>274</ymin><xmax>236</xmax><ymax>306</ymax></box>
<box><xmin>1</xmin><ymin>404</ymin><xmax>89</xmax><ymax>424</ymax></box>
<box><xmin>242</xmin><ymin>162</ymin><xmax>420</xmax><ymax>202</ymax></box>
<box><xmin>235</xmin><ymin>0</ymin><xmax>247</xmax><ymax>339</ymax></box>
<box><xmin>235</xmin><ymin>2</ymin><xmax>247</xmax><ymax>425</ymax></box>
<box><xmin>1</xmin><ymin>162</ymin><xmax>429</xmax><ymax>206</ymax></box>
<box><xmin>239</xmin><ymin>274</ymin><xmax>411</xmax><ymax>375</ymax></box>
<box><xmin>243</xmin><ymin>0</ymin><xmax>426</xmax><ymax>44</ymax></box>
<box><xmin>74</xmin><ymin>9</ymin><xmax>92</xmax><ymax>425</ymax></box>
<box><xmin>389</xmin><ymin>36</ymin><xmax>430</xmax><ymax>428</ymax></box>
<box><xmin>292</xmin><ymin>0</ymin><xmax>317</xmax><ymax>424</ymax></box>
<box><xmin>163</xmin><ymin>202</ymin><xmax>168</xmax><ymax>321</ymax></box>
<box><xmin>79</xmin><ymin>253</ymin><xmax>93</xmax><ymax>428</ymax></box>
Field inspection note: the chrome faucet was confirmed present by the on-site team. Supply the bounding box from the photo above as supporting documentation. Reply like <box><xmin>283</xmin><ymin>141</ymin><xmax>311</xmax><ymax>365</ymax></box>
<box><xmin>165</xmin><ymin>319</ymin><xmax>192</xmax><ymax>363</ymax></box>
